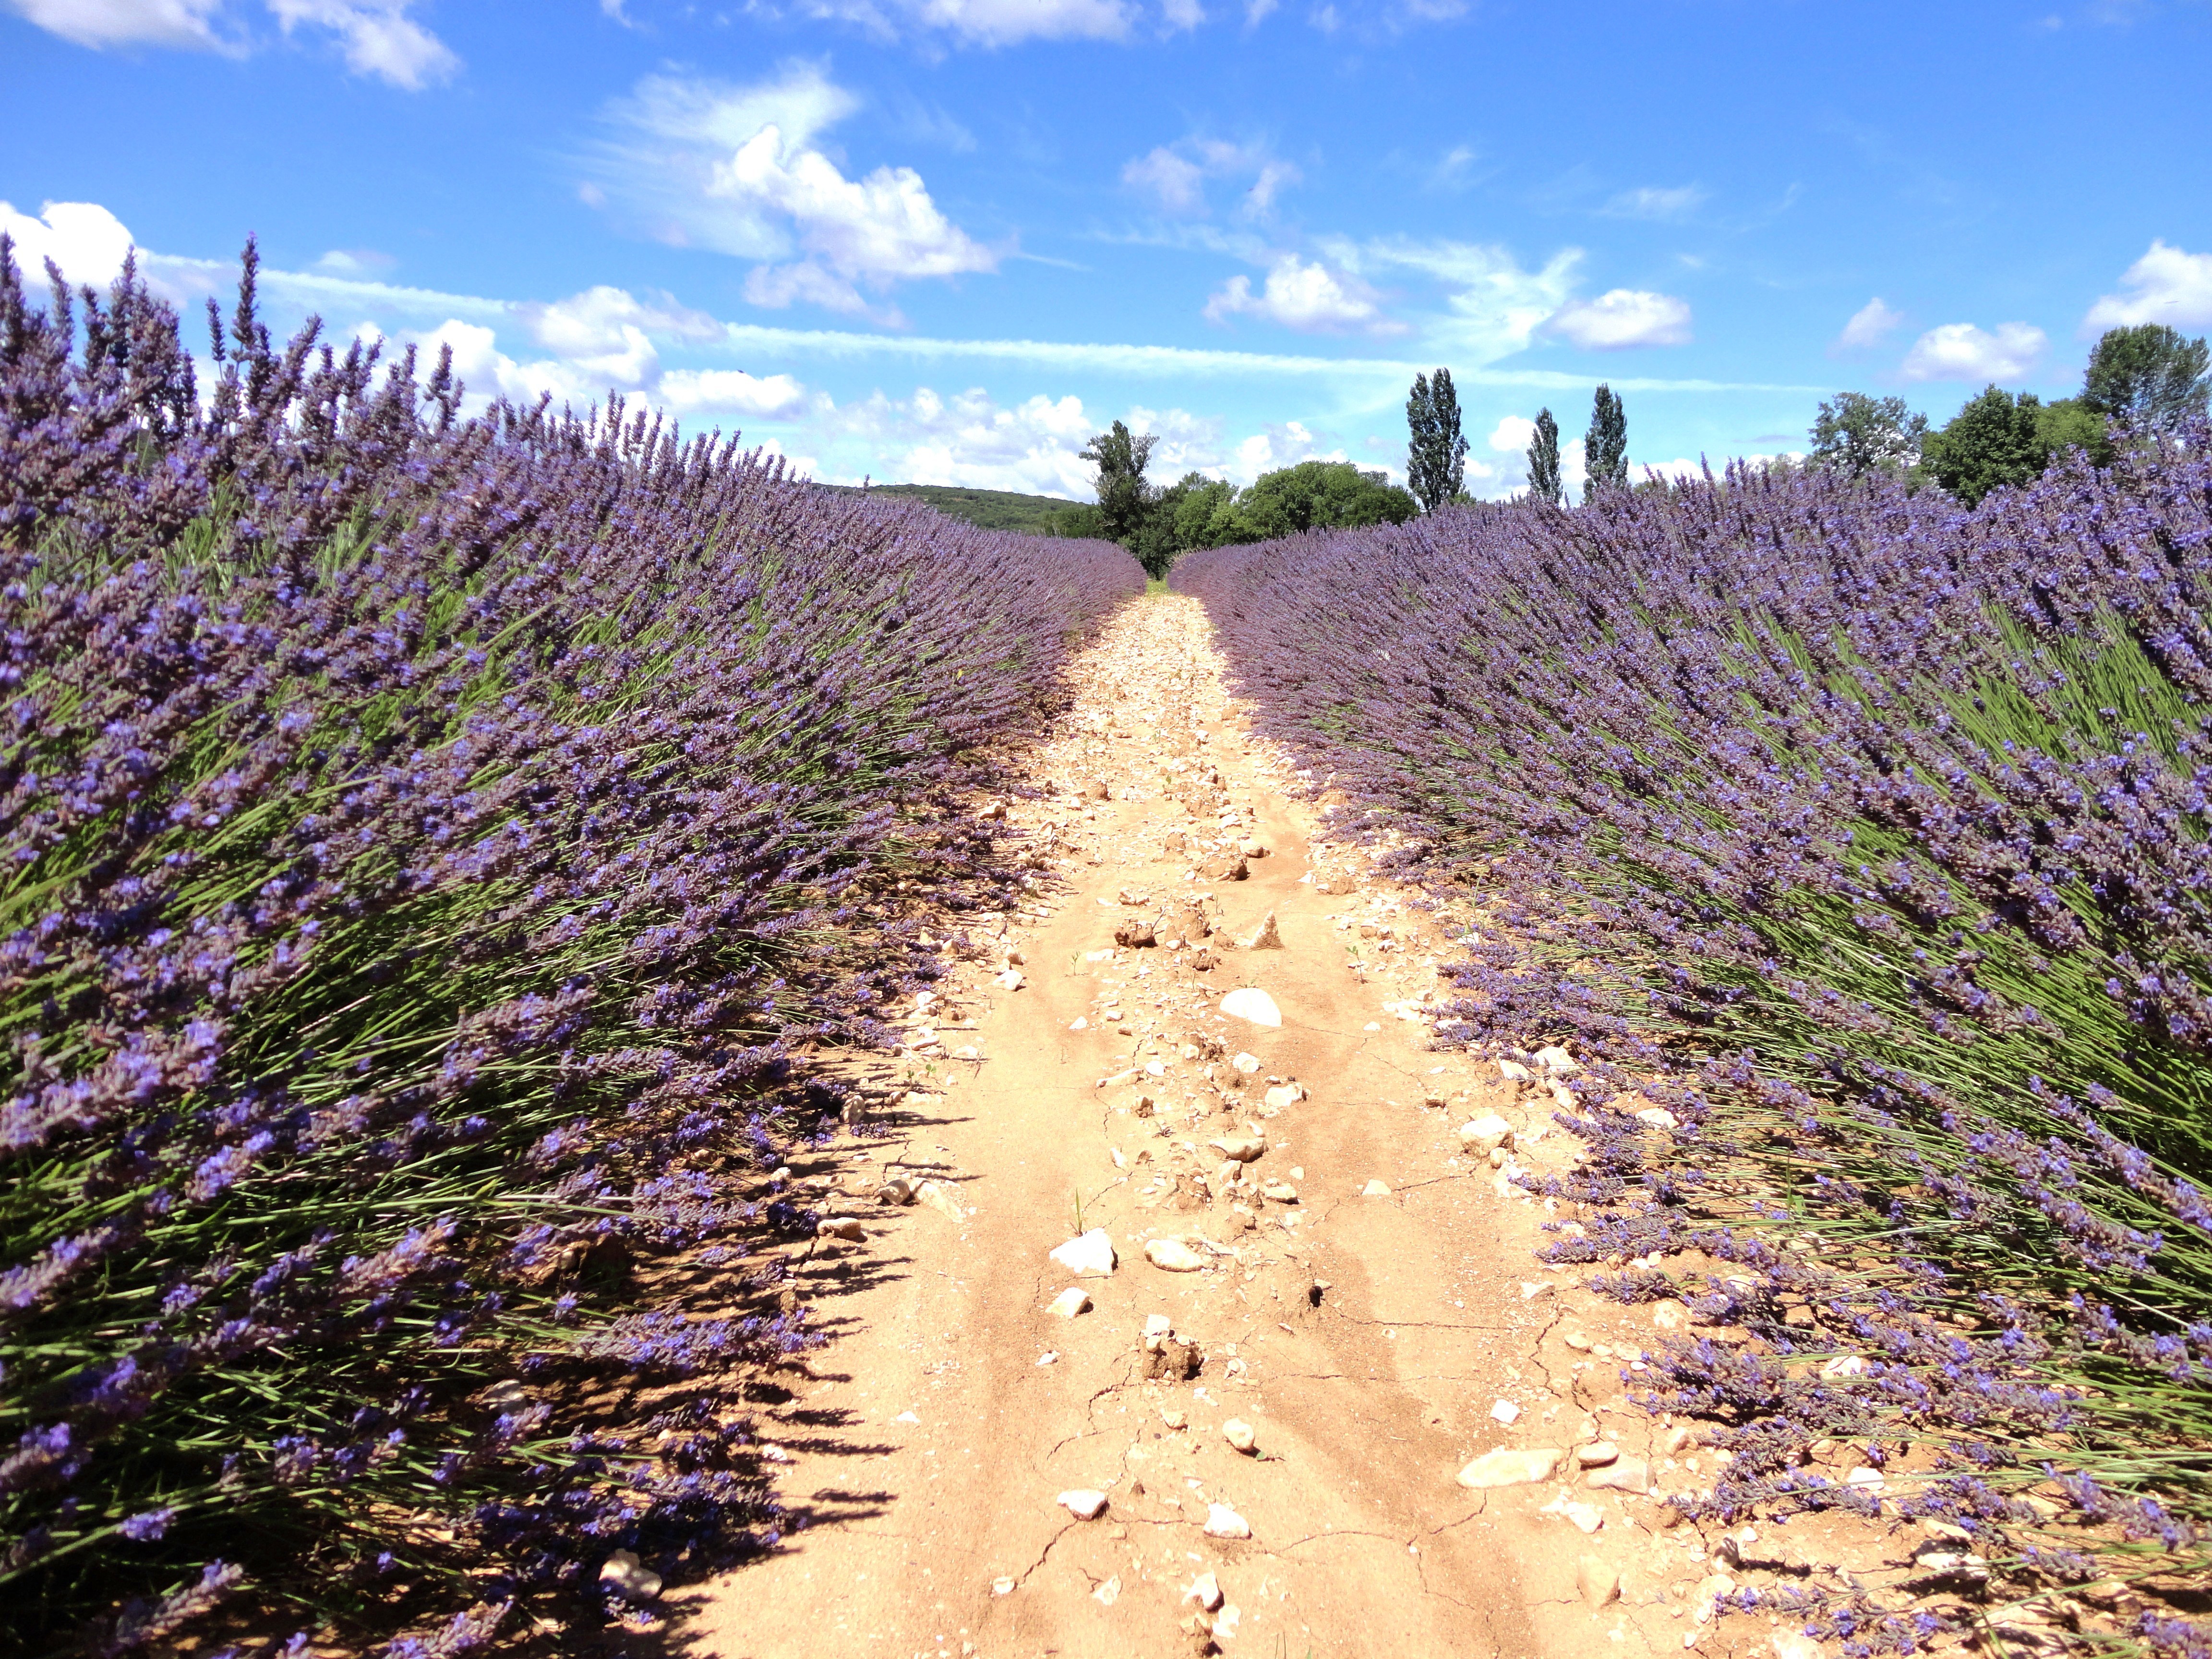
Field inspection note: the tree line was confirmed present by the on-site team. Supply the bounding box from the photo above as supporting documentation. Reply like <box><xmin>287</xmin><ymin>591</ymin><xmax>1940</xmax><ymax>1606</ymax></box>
<box><xmin>1055</xmin><ymin>323</ymin><xmax>2209</xmax><ymax>574</ymax></box>
<box><xmin>1807</xmin><ymin>323</ymin><xmax>2209</xmax><ymax>505</ymax></box>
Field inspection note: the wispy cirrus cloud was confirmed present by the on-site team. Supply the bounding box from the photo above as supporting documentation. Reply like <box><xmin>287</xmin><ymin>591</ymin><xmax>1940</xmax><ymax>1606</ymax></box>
<box><xmin>1832</xmin><ymin>296</ymin><xmax>1905</xmax><ymax>353</ymax></box>
<box><xmin>6</xmin><ymin>0</ymin><xmax>457</xmax><ymax>85</ymax></box>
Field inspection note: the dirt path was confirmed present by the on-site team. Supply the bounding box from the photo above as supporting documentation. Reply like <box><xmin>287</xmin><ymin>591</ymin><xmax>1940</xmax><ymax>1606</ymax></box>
<box><xmin>684</xmin><ymin>596</ymin><xmax>1791</xmax><ymax>1659</ymax></box>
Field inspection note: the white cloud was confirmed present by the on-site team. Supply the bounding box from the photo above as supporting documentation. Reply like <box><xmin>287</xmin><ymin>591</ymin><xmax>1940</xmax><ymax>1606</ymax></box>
<box><xmin>657</xmin><ymin>368</ymin><xmax>810</xmax><ymax>418</ymax></box>
<box><xmin>786</xmin><ymin>0</ymin><xmax>1135</xmax><ymax>44</ymax></box>
<box><xmin>1545</xmin><ymin>288</ymin><xmax>1694</xmax><ymax>349</ymax></box>
<box><xmin>1324</xmin><ymin>237</ymin><xmax>1581</xmax><ymax>364</ymax></box>
<box><xmin>1204</xmin><ymin>255</ymin><xmax>1400</xmax><ymax>336</ymax></box>
<box><xmin>1125</xmin><ymin>403</ymin><xmax>1227</xmax><ymax>475</ymax></box>
<box><xmin>1233</xmin><ymin>419</ymin><xmax>1343</xmax><ymax>480</ymax></box>
<box><xmin>595</xmin><ymin>67</ymin><xmax>997</xmax><ymax>319</ymax></box>
<box><xmin>1487</xmin><ymin>414</ymin><xmax>1535</xmax><ymax>452</ymax></box>
<box><xmin>2082</xmin><ymin>240</ymin><xmax>2212</xmax><ymax>333</ymax></box>
<box><xmin>1119</xmin><ymin>137</ymin><xmax>1299</xmax><ymax>219</ymax></box>
<box><xmin>1899</xmin><ymin>320</ymin><xmax>2046</xmax><ymax>382</ymax></box>
<box><xmin>1600</xmin><ymin>185</ymin><xmax>1706</xmax><ymax>221</ymax></box>
<box><xmin>1833</xmin><ymin>296</ymin><xmax>1904</xmax><ymax>352</ymax></box>
<box><xmin>314</xmin><ymin>247</ymin><xmax>396</xmax><ymax>276</ymax></box>
<box><xmin>1160</xmin><ymin>0</ymin><xmax>1204</xmax><ymax>27</ymax></box>
<box><xmin>0</xmin><ymin>200</ymin><xmax>136</xmax><ymax>289</ymax></box>
<box><xmin>6</xmin><ymin>0</ymin><xmax>229</xmax><ymax>48</ymax></box>
<box><xmin>267</xmin><ymin>0</ymin><xmax>457</xmax><ymax>86</ymax></box>
<box><xmin>826</xmin><ymin>385</ymin><xmax>1100</xmax><ymax>493</ymax></box>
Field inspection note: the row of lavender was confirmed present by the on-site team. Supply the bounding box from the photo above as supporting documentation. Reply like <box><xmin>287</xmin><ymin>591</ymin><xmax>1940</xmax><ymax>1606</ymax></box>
<box><xmin>1174</xmin><ymin>445</ymin><xmax>2212</xmax><ymax>1654</ymax></box>
<box><xmin>0</xmin><ymin>245</ymin><xmax>1143</xmax><ymax>1656</ymax></box>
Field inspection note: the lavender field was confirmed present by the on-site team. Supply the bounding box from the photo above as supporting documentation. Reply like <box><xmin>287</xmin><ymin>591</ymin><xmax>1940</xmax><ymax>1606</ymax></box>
<box><xmin>1175</xmin><ymin>447</ymin><xmax>2212</xmax><ymax>1653</ymax></box>
<box><xmin>0</xmin><ymin>247</ymin><xmax>1141</xmax><ymax>1653</ymax></box>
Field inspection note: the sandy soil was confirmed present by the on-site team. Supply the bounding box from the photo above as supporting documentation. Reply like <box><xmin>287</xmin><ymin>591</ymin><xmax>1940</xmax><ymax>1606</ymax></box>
<box><xmin>676</xmin><ymin>596</ymin><xmax>1824</xmax><ymax>1659</ymax></box>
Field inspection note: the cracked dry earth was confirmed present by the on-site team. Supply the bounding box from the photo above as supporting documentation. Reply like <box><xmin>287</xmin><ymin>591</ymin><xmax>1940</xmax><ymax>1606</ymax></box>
<box><xmin>686</xmin><ymin>596</ymin><xmax>1810</xmax><ymax>1659</ymax></box>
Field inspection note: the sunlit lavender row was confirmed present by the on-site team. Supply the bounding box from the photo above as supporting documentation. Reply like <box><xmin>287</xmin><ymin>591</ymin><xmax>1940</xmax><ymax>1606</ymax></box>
<box><xmin>0</xmin><ymin>245</ymin><xmax>1142</xmax><ymax>1654</ymax></box>
<box><xmin>1175</xmin><ymin>445</ymin><xmax>2212</xmax><ymax>1654</ymax></box>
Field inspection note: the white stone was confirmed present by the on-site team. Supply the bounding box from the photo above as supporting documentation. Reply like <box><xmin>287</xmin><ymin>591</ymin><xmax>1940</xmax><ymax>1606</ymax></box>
<box><xmin>1490</xmin><ymin>1398</ymin><xmax>1521</xmax><ymax>1425</ymax></box>
<box><xmin>1069</xmin><ymin>1017</ymin><xmax>1089</xmax><ymax>1031</ymax></box>
<box><xmin>1459</xmin><ymin>1113</ymin><xmax>1515</xmax><ymax>1154</ymax></box>
<box><xmin>914</xmin><ymin>1179</ymin><xmax>966</xmax><ymax>1222</ymax></box>
<box><xmin>1223</xmin><ymin>1419</ymin><xmax>1256</xmax><ymax>1452</ymax></box>
<box><xmin>1143</xmin><ymin>1313</ymin><xmax>1175</xmax><ymax>1350</ymax></box>
<box><xmin>1058</xmin><ymin>1488</ymin><xmax>1109</xmax><ymax>1520</ymax></box>
<box><xmin>1769</xmin><ymin>1635</ymin><xmax>1824</xmax><ymax>1659</ymax></box>
<box><xmin>995</xmin><ymin>969</ymin><xmax>1025</xmax><ymax>990</ymax></box>
<box><xmin>1586</xmin><ymin>1456</ymin><xmax>1651</xmax><ymax>1493</ymax></box>
<box><xmin>1457</xmin><ymin>1447</ymin><xmax>1563</xmax><ymax>1488</ymax></box>
<box><xmin>1635</xmin><ymin>1105</ymin><xmax>1681</xmax><ymax>1131</ymax></box>
<box><xmin>1844</xmin><ymin>1466</ymin><xmax>1885</xmax><ymax>1489</ymax></box>
<box><xmin>1578</xmin><ymin>1554</ymin><xmax>1620</xmax><ymax>1608</ymax></box>
<box><xmin>818</xmin><ymin>1216</ymin><xmax>866</xmax><ymax>1242</ymax></box>
<box><xmin>1145</xmin><ymin>1238</ymin><xmax>1208</xmax><ymax>1272</ymax></box>
<box><xmin>1220</xmin><ymin>988</ymin><xmax>1282</xmax><ymax>1028</ymax></box>
<box><xmin>1210</xmin><ymin>1134</ymin><xmax>1266</xmax><ymax>1162</ymax></box>
<box><xmin>1497</xmin><ymin>1059</ymin><xmax>1535</xmax><ymax>1084</ymax></box>
<box><xmin>599</xmin><ymin>1549</ymin><xmax>662</xmax><ymax>1601</ymax></box>
<box><xmin>1050</xmin><ymin>1228</ymin><xmax>1117</xmax><ymax>1278</ymax></box>
<box><xmin>1092</xmin><ymin>1575</ymin><xmax>1120</xmax><ymax>1606</ymax></box>
<box><xmin>1203</xmin><ymin>1502</ymin><xmax>1252</xmax><ymax>1539</ymax></box>
<box><xmin>1534</xmin><ymin>1045</ymin><xmax>1579</xmax><ymax>1076</ymax></box>
<box><xmin>1262</xmin><ymin>1180</ymin><xmax>1298</xmax><ymax>1202</ymax></box>
<box><xmin>1262</xmin><ymin>1082</ymin><xmax>1304</xmax><ymax>1108</ymax></box>
<box><xmin>1160</xmin><ymin>1407</ymin><xmax>1187</xmax><ymax>1430</ymax></box>
<box><xmin>1185</xmin><ymin>1571</ymin><xmax>1225</xmax><ymax>1611</ymax></box>
<box><xmin>1576</xmin><ymin>1441</ymin><xmax>1620</xmax><ymax>1467</ymax></box>
<box><xmin>1231</xmin><ymin>1052</ymin><xmax>1262</xmax><ymax>1074</ymax></box>
<box><xmin>1362</xmin><ymin>1179</ymin><xmax>1391</xmax><ymax>1196</ymax></box>
<box><xmin>1819</xmin><ymin>1354</ymin><xmax>1867</xmax><ymax>1379</ymax></box>
<box><xmin>1047</xmin><ymin>1286</ymin><xmax>1092</xmax><ymax>1319</ymax></box>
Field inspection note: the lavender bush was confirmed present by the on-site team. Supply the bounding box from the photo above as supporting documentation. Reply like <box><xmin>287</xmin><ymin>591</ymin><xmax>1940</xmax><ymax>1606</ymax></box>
<box><xmin>1176</xmin><ymin>448</ymin><xmax>2212</xmax><ymax>1651</ymax></box>
<box><xmin>0</xmin><ymin>241</ymin><xmax>1142</xmax><ymax>1654</ymax></box>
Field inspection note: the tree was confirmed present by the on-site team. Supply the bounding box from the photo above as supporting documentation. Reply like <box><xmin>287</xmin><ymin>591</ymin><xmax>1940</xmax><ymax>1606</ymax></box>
<box><xmin>1923</xmin><ymin>385</ymin><xmax>2047</xmax><ymax>507</ymax></box>
<box><xmin>2034</xmin><ymin>397</ymin><xmax>2112</xmax><ymax>467</ymax></box>
<box><xmin>1078</xmin><ymin>420</ymin><xmax>1158</xmax><ymax>550</ymax></box>
<box><xmin>1237</xmin><ymin>461</ymin><xmax>1417</xmax><ymax>541</ymax></box>
<box><xmin>1525</xmin><ymin>408</ymin><xmax>1563</xmax><ymax>505</ymax></box>
<box><xmin>1583</xmin><ymin>384</ymin><xmax>1626</xmax><ymax>502</ymax></box>
<box><xmin>2081</xmin><ymin>324</ymin><xmax>2211</xmax><ymax>433</ymax></box>
<box><xmin>1405</xmin><ymin>368</ymin><xmax>1468</xmax><ymax>512</ymax></box>
<box><xmin>1808</xmin><ymin>391</ymin><xmax>1927</xmax><ymax>478</ymax></box>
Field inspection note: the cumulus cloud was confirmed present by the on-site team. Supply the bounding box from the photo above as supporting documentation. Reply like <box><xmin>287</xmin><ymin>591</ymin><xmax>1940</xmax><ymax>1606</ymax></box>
<box><xmin>1899</xmin><ymin>320</ymin><xmax>2046</xmax><ymax>382</ymax></box>
<box><xmin>1203</xmin><ymin>255</ymin><xmax>1400</xmax><ymax>335</ymax></box>
<box><xmin>1600</xmin><ymin>185</ymin><xmax>1706</xmax><ymax>221</ymax></box>
<box><xmin>2082</xmin><ymin>240</ymin><xmax>2212</xmax><ymax>333</ymax></box>
<box><xmin>0</xmin><ymin>199</ymin><xmax>137</xmax><ymax>289</ymax></box>
<box><xmin>825</xmin><ymin>385</ymin><xmax>1100</xmax><ymax>493</ymax></box>
<box><xmin>1124</xmin><ymin>404</ymin><xmax>1227</xmax><ymax>475</ymax></box>
<box><xmin>9</xmin><ymin>0</ymin><xmax>460</xmax><ymax>84</ymax></box>
<box><xmin>1323</xmin><ymin>237</ymin><xmax>1580</xmax><ymax>363</ymax></box>
<box><xmin>1120</xmin><ymin>138</ymin><xmax>1299</xmax><ymax>218</ymax></box>
<box><xmin>1833</xmin><ymin>296</ymin><xmax>1904</xmax><ymax>352</ymax></box>
<box><xmin>1544</xmin><ymin>288</ymin><xmax>1694</xmax><ymax>349</ymax></box>
<box><xmin>656</xmin><ymin>368</ymin><xmax>810</xmax><ymax>418</ymax></box>
<box><xmin>594</xmin><ymin>66</ymin><xmax>998</xmax><ymax>321</ymax></box>
<box><xmin>1232</xmin><ymin>419</ymin><xmax>1343</xmax><ymax>480</ymax></box>
<box><xmin>6</xmin><ymin>0</ymin><xmax>231</xmax><ymax>48</ymax></box>
<box><xmin>1160</xmin><ymin>0</ymin><xmax>1204</xmax><ymax>27</ymax></box>
<box><xmin>1487</xmin><ymin>414</ymin><xmax>1535</xmax><ymax>452</ymax></box>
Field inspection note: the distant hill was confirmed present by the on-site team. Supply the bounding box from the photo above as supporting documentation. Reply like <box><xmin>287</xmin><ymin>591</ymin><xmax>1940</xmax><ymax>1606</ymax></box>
<box><xmin>825</xmin><ymin>482</ymin><xmax>1092</xmax><ymax>535</ymax></box>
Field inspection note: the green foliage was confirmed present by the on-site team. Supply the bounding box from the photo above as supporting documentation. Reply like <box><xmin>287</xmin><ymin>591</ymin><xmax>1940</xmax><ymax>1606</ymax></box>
<box><xmin>1080</xmin><ymin>420</ymin><xmax>1158</xmax><ymax>546</ymax></box>
<box><xmin>1405</xmin><ymin>368</ymin><xmax>1468</xmax><ymax>512</ymax></box>
<box><xmin>2082</xmin><ymin>322</ymin><xmax>2212</xmax><ymax>433</ymax></box>
<box><xmin>832</xmin><ymin>482</ymin><xmax>1092</xmax><ymax>534</ymax></box>
<box><xmin>1525</xmin><ymin>407</ymin><xmax>1563</xmax><ymax>505</ymax></box>
<box><xmin>1582</xmin><ymin>384</ymin><xmax>1626</xmax><ymax>501</ymax></box>
<box><xmin>1236</xmin><ymin>460</ymin><xmax>1417</xmax><ymax>540</ymax></box>
<box><xmin>1808</xmin><ymin>390</ymin><xmax>1927</xmax><ymax>478</ymax></box>
<box><xmin>1923</xmin><ymin>385</ymin><xmax>2047</xmax><ymax>506</ymax></box>
<box><xmin>1925</xmin><ymin>387</ymin><xmax>2117</xmax><ymax>506</ymax></box>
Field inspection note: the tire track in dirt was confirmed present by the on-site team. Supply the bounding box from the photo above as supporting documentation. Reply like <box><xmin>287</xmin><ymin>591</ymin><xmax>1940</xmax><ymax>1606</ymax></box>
<box><xmin>682</xmin><ymin>596</ymin><xmax>1799</xmax><ymax>1659</ymax></box>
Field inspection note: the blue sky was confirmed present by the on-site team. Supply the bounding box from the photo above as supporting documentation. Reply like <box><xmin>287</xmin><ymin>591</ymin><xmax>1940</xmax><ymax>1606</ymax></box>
<box><xmin>5</xmin><ymin>0</ymin><xmax>2210</xmax><ymax>498</ymax></box>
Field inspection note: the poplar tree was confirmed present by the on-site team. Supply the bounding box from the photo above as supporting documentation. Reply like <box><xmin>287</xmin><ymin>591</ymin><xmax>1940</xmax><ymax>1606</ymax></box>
<box><xmin>1525</xmin><ymin>408</ymin><xmax>1562</xmax><ymax>505</ymax></box>
<box><xmin>1583</xmin><ymin>384</ymin><xmax>1627</xmax><ymax>501</ymax></box>
<box><xmin>1405</xmin><ymin>367</ymin><xmax>1468</xmax><ymax>512</ymax></box>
